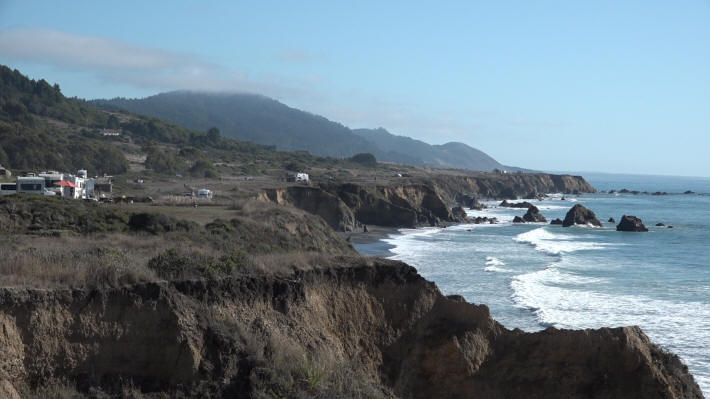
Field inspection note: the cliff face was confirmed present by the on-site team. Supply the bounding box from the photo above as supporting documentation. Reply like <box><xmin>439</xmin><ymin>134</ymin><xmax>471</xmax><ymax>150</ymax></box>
<box><xmin>258</xmin><ymin>173</ymin><xmax>595</xmax><ymax>230</ymax></box>
<box><xmin>0</xmin><ymin>259</ymin><xmax>702</xmax><ymax>398</ymax></box>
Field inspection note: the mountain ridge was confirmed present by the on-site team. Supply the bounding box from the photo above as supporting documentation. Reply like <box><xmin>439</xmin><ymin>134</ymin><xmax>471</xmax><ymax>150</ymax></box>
<box><xmin>92</xmin><ymin>91</ymin><xmax>518</xmax><ymax>172</ymax></box>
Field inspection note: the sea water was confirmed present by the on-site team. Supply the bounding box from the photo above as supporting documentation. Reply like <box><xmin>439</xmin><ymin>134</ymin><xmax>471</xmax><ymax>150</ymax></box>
<box><xmin>354</xmin><ymin>173</ymin><xmax>710</xmax><ymax>394</ymax></box>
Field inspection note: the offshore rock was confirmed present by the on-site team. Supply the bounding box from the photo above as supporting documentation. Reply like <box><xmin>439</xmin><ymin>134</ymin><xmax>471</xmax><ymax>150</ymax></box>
<box><xmin>562</xmin><ymin>204</ymin><xmax>602</xmax><ymax>227</ymax></box>
<box><xmin>522</xmin><ymin>205</ymin><xmax>547</xmax><ymax>223</ymax></box>
<box><xmin>500</xmin><ymin>200</ymin><xmax>534</xmax><ymax>209</ymax></box>
<box><xmin>617</xmin><ymin>215</ymin><xmax>649</xmax><ymax>232</ymax></box>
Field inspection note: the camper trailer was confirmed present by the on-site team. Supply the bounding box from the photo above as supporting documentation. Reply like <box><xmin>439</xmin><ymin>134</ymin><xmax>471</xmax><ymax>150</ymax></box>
<box><xmin>287</xmin><ymin>173</ymin><xmax>310</xmax><ymax>183</ymax></box>
<box><xmin>197</xmin><ymin>189</ymin><xmax>213</xmax><ymax>199</ymax></box>
<box><xmin>17</xmin><ymin>176</ymin><xmax>54</xmax><ymax>195</ymax></box>
<box><xmin>0</xmin><ymin>183</ymin><xmax>16</xmax><ymax>196</ymax></box>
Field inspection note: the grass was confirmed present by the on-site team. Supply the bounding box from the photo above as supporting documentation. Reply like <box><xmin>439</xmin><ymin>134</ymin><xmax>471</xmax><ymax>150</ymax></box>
<box><xmin>0</xmin><ymin>195</ymin><xmax>354</xmax><ymax>289</ymax></box>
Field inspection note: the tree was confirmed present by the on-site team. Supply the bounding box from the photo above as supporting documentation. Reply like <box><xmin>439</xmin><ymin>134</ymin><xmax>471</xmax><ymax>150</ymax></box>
<box><xmin>349</xmin><ymin>153</ymin><xmax>377</xmax><ymax>167</ymax></box>
<box><xmin>106</xmin><ymin>115</ymin><xmax>120</xmax><ymax>129</ymax></box>
<box><xmin>207</xmin><ymin>127</ymin><xmax>221</xmax><ymax>145</ymax></box>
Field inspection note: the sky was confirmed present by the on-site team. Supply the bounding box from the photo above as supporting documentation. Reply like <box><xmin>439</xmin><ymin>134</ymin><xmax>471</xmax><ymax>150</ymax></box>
<box><xmin>1</xmin><ymin>1</ymin><xmax>709</xmax><ymax>176</ymax></box>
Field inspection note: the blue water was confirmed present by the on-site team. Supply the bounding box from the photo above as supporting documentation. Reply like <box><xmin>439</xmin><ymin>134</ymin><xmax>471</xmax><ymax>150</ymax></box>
<box><xmin>355</xmin><ymin>174</ymin><xmax>710</xmax><ymax>394</ymax></box>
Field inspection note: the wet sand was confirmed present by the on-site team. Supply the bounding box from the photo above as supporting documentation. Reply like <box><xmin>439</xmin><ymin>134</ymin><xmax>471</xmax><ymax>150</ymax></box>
<box><xmin>340</xmin><ymin>225</ymin><xmax>400</xmax><ymax>257</ymax></box>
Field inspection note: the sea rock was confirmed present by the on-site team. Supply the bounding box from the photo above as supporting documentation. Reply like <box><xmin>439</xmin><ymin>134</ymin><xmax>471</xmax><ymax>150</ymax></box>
<box><xmin>608</xmin><ymin>217</ymin><xmax>616</xmax><ymax>223</ymax></box>
<box><xmin>525</xmin><ymin>191</ymin><xmax>546</xmax><ymax>201</ymax></box>
<box><xmin>652</xmin><ymin>191</ymin><xmax>668</xmax><ymax>196</ymax></box>
<box><xmin>616</xmin><ymin>215</ymin><xmax>649</xmax><ymax>232</ymax></box>
<box><xmin>550</xmin><ymin>218</ymin><xmax>563</xmax><ymax>225</ymax></box>
<box><xmin>512</xmin><ymin>216</ymin><xmax>525</xmax><ymax>223</ymax></box>
<box><xmin>500</xmin><ymin>200</ymin><xmax>534</xmax><ymax>209</ymax></box>
<box><xmin>562</xmin><ymin>204</ymin><xmax>602</xmax><ymax>227</ymax></box>
<box><xmin>522</xmin><ymin>206</ymin><xmax>547</xmax><ymax>223</ymax></box>
<box><xmin>456</xmin><ymin>194</ymin><xmax>486</xmax><ymax>210</ymax></box>
<box><xmin>684</xmin><ymin>190</ymin><xmax>695</xmax><ymax>194</ymax></box>
<box><xmin>619</xmin><ymin>189</ymin><xmax>630</xmax><ymax>193</ymax></box>
<box><xmin>472</xmin><ymin>216</ymin><xmax>497</xmax><ymax>224</ymax></box>
<box><xmin>655</xmin><ymin>222</ymin><xmax>665</xmax><ymax>227</ymax></box>
<box><xmin>451</xmin><ymin>206</ymin><xmax>468</xmax><ymax>221</ymax></box>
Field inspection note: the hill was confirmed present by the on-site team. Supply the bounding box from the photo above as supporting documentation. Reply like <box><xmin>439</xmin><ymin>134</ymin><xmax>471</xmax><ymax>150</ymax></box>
<box><xmin>93</xmin><ymin>91</ymin><xmax>513</xmax><ymax>171</ymax></box>
<box><xmin>0</xmin><ymin>65</ymin><xmax>369</xmax><ymax>179</ymax></box>
<box><xmin>353</xmin><ymin>127</ymin><xmax>508</xmax><ymax>171</ymax></box>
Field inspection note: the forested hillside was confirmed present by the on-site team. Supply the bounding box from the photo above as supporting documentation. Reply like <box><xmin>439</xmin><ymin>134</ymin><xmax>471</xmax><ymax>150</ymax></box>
<box><xmin>93</xmin><ymin>91</ymin><xmax>382</xmax><ymax>158</ymax></box>
<box><xmin>0</xmin><ymin>66</ymin><xmax>361</xmax><ymax>178</ymax></box>
<box><xmin>93</xmin><ymin>91</ymin><xmax>513</xmax><ymax>171</ymax></box>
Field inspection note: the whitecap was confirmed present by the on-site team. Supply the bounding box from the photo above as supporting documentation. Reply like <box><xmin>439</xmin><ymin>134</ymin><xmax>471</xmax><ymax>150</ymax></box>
<box><xmin>510</xmin><ymin>268</ymin><xmax>710</xmax><ymax>392</ymax></box>
<box><xmin>513</xmin><ymin>227</ymin><xmax>607</xmax><ymax>255</ymax></box>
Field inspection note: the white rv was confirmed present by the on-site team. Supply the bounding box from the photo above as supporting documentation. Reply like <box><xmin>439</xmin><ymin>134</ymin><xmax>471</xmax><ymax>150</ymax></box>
<box><xmin>17</xmin><ymin>176</ymin><xmax>54</xmax><ymax>195</ymax></box>
<box><xmin>197</xmin><ymin>189</ymin><xmax>213</xmax><ymax>199</ymax></box>
<box><xmin>0</xmin><ymin>182</ymin><xmax>16</xmax><ymax>196</ymax></box>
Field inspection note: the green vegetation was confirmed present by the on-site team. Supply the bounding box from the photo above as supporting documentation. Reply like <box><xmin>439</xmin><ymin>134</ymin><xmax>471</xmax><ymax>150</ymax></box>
<box><xmin>0</xmin><ymin>64</ymin><xmax>397</xmax><ymax>180</ymax></box>
<box><xmin>349</xmin><ymin>152</ymin><xmax>377</xmax><ymax>167</ymax></box>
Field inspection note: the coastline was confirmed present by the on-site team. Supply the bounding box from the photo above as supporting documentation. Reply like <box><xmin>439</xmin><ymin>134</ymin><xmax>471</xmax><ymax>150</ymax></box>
<box><xmin>341</xmin><ymin>225</ymin><xmax>400</xmax><ymax>257</ymax></box>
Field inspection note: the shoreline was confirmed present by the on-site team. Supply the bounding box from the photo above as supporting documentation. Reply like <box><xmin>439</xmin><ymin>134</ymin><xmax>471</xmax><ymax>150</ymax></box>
<box><xmin>341</xmin><ymin>225</ymin><xmax>401</xmax><ymax>257</ymax></box>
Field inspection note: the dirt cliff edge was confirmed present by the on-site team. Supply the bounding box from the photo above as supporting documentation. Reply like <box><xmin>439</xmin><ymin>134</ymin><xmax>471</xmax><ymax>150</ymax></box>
<box><xmin>0</xmin><ymin>258</ymin><xmax>702</xmax><ymax>398</ymax></box>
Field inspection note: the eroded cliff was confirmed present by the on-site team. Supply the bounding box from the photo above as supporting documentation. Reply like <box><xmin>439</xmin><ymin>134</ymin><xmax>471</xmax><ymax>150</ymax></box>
<box><xmin>258</xmin><ymin>173</ymin><xmax>595</xmax><ymax>230</ymax></box>
<box><xmin>0</xmin><ymin>258</ymin><xmax>702</xmax><ymax>398</ymax></box>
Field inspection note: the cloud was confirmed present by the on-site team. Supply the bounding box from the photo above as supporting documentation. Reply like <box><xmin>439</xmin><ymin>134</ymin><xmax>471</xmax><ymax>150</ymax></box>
<box><xmin>0</xmin><ymin>28</ymin><xmax>312</xmax><ymax>98</ymax></box>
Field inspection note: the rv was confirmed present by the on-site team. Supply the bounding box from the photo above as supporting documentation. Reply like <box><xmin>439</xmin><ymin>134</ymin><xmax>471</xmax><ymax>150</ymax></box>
<box><xmin>17</xmin><ymin>176</ymin><xmax>54</xmax><ymax>195</ymax></box>
<box><xmin>0</xmin><ymin>182</ymin><xmax>16</xmax><ymax>196</ymax></box>
<box><xmin>197</xmin><ymin>189</ymin><xmax>213</xmax><ymax>199</ymax></box>
<box><xmin>287</xmin><ymin>173</ymin><xmax>310</xmax><ymax>183</ymax></box>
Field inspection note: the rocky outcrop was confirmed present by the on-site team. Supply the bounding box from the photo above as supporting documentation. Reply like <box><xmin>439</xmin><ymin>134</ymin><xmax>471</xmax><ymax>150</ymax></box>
<box><xmin>522</xmin><ymin>206</ymin><xmax>547</xmax><ymax>223</ymax></box>
<box><xmin>550</xmin><ymin>218</ymin><xmax>563</xmax><ymax>225</ymax></box>
<box><xmin>456</xmin><ymin>194</ymin><xmax>486</xmax><ymax>210</ymax></box>
<box><xmin>259</xmin><ymin>186</ymin><xmax>359</xmax><ymax>231</ymax></box>
<box><xmin>513</xmin><ymin>216</ymin><xmax>525</xmax><ymax>223</ymax></box>
<box><xmin>0</xmin><ymin>259</ymin><xmax>700</xmax><ymax>398</ymax></box>
<box><xmin>617</xmin><ymin>215</ymin><xmax>649</xmax><ymax>232</ymax></box>
<box><xmin>451</xmin><ymin>206</ymin><xmax>468</xmax><ymax>221</ymax></box>
<box><xmin>500</xmin><ymin>200</ymin><xmax>534</xmax><ymax>209</ymax></box>
<box><xmin>562</xmin><ymin>204</ymin><xmax>602</xmax><ymax>227</ymax></box>
<box><xmin>471</xmin><ymin>216</ymin><xmax>497</xmax><ymax>224</ymax></box>
<box><xmin>258</xmin><ymin>173</ymin><xmax>594</xmax><ymax>231</ymax></box>
<box><xmin>609</xmin><ymin>217</ymin><xmax>616</xmax><ymax>223</ymax></box>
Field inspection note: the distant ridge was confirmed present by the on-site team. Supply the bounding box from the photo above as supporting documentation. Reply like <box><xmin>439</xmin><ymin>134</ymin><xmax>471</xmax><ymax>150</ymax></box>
<box><xmin>92</xmin><ymin>91</ymin><xmax>516</xmax><ymax>172</ymax></box>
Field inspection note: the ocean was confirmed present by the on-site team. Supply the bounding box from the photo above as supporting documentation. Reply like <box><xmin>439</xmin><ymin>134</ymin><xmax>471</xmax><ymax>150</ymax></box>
<box><xmin>354</xmin><ymin>173</ymin><xmax>710</xmax><ymax>394</ymax></box>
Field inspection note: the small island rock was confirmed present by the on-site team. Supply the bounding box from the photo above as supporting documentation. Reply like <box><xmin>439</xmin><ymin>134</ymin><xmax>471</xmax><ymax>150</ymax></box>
<box><xmin>617</xmin><ymin>215</ymin><xmax>649</xmax><ymax>232</ymax></box>
<box><xmin>522</xmin><ymin>205</ymin><xmax>547</xmax><ymax>223</ymax></box>
<box><xmin>562</xmin><ymin>204</ymin><xmax>602</xmax><ymax>227</ymax></box>
<box><xmin>550</xmin><ymin>218</ymin><xmax>563</xmax><ymax>225</ymax></box>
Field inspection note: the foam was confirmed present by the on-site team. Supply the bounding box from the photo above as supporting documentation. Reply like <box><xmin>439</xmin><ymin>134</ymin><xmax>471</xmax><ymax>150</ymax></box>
<box><xmin>510</xmin><ymin>268</ymin><xmax>710</xmax><ymax>392</ymax></box>
<box><xmin>483</xmin><ymin>256</ymin><xmax>513</xmax><ymax>272</ymax></box>
<box><xmin>485</xmin><ymin>256</ymin><xmax>505</xmax><ymax>266</ymax></box>
<box><xmin>514</xmin><ymin>227</ymin><xmax>607</xmax><ymax>255</ymax></box>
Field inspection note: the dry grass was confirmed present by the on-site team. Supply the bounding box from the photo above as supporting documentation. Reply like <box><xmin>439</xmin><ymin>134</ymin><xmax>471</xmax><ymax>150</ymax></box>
<box><xmin>0</xmin><ymin>233</ymin><xmax>210</xmax><ymax>289</ymax></box>
<box><xmin>0</xmin><ymin>236</ymin><xmax>157</xmax><ymax>289</ymax></box>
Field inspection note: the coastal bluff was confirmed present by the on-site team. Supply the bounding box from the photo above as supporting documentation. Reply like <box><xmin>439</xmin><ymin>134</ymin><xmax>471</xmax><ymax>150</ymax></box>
<box><xmin>0</xmin><ymin>258</ymin><xmax>701</xmax><ymax>398</ymax></box>
<box><xmin>258</xmin><ymin>172</ymin><xmax>595</xmax><ymax>231</ymax></box>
